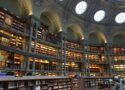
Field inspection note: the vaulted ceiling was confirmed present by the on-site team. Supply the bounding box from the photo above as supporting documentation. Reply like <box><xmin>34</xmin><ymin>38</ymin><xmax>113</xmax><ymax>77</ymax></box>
<box><xmin>55</xmin><ymin>0</ymin><xmax>125</xmax><ymax>26</ymax></box>
<box><xmin>1</xmin><ymin>0</ymin><xmax>125</xmax><ymax>43</ymax></box>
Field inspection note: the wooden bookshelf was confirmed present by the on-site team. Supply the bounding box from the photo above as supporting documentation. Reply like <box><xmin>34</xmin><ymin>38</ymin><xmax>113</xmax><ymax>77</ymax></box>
<box><xmin>112</xmin><ymin>47</ymin><xmax>125</xmax><ymax>54</ymax></box>
<box><xmin>87</xmin><ymin>54</ymin><xmax>107</xmax><ymax>63</ymax></box>
<box><xmin>111</xmin><ymin>47</ymin><xmax>125</xmax><ymax>74</ymax></box>
<box><xmin>113</xmin><ymin>64</ymin><xmax>125</xmax><ymax>72</ymax></box>
<box><xmin>65</xmin><ymin>50</ymin><xmax>82</xmax><ymax>61</ymax></box>
<box><xmin>1</xmin><ymin>7</ymin><xmax>125</xmax><ymax>76</ymax></box>
<box><xmin>12</xmin><ymin>19</ymin><xmax>25</xmax><ymax>33</ymax></box>
<box><xmin>29</xmin><ymin>58</ymin><xmax>61</xmax><ymax>72</ymax></box>
<box><xmin>87</xmin><ymin>45</ymin><xmax>105</xmax><ymax>54</ymax></box>
<box><xmin>0</xmin><ymin>29</ymin><xmax>23</xmax><ymax>50</ymax></box>
<box><xmin>0</xmin><ymin>10</ymin><xmax>5</xmax><ymax>26</ymax></box>
<box><xmin>65</xmin><ymin>40</ymin><xmax>82</xmax><ymax>51</ymax></box>
<box><xmin>88</xmin><ymin>64</ymin><xmax>105</xmax><ymax>75</ymax></box>
<box><xmin>0</xmin><ymin>8</ymin><xmax>26</xmax><ymax>33</ymax></box>
<box><xmin>65</xmin><ymin>62</ymin><xmax>81</xmax><ymax>72</ymax></box>
<box><xmin>37</xmin><ymin>27</ymin><xmax>46</xmax><ymax>40</ymax></box>
<box><xmin>35</xmin><ymin>42</ymin><xmax>58</xmax><ymax>57</ymax></box>
<box><xmin>0</xmin><ymin>76</ymin><xmax>74</xmax><ymax>90</ymax></box>
<box><xmin>6</xmin><ymin>53</ymin><xmax>23</xmax><ymax>75</ymax></box>
<box><xmin>0</xmin><ymin>50</ymin><xmax>8</xmax><ymax>69</ymax></box>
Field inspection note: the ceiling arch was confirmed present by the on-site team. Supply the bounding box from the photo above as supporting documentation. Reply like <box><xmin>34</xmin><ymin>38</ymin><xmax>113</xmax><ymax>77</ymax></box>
<box><xmin>0</xmin><ymin>0</ymin><xmax>31</xmax><ymax>16</ymax></box>
<box><xmin>18</xmin><ymin>0</ymin><xmax>32</xmax><ymax>15</ymax></box>
<box><xmin>40</xmin><ymin>10</ymin><xmax>62</xmax><ymax>33</ymax></box>
<box><xmin>113</xmin><ymin>32</ymin><xmax>125</xmax><ymax>45</ymax></box>
<box><xmin>66</xmin><ymin>24</ymin><xmax>84</xmax><ymax>41</ymax></box>
<box><xmin>88</xmin><ymin>31</ymin><xmax>107</xmax><ymax>44</ymax></box>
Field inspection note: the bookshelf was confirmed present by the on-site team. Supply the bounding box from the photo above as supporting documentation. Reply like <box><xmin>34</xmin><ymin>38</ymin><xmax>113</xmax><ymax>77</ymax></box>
<box><xmin>0</xmin><ymin>50</ymin><xmax>8</xmax><ymax>69</ymax></box>
<box><xmin>29</xmin><ymin>58</ymin><xmax>61</xmax><ymax>73</ymax></box>
<box><xmin>112</xmin><ymin>47</ymin><xmax>125</xmax><ymax>54</ymax></box>
<box><xmin>66</xmin><ymin>51</ymin><xmax>82</xmax><ymax>61</ymax></box>
<box><xmin>0</xmin><ymin>29</ymin><xmax>23</xmax><ymax>50</ymax></box>
<box><xmin>0</xmin><ymin>7</ymin><xmax>125</xmax><ymax>76</ymax></box>
<box><xmin>65</xmin><ymin>40</ymin><xmax>82</xmax><ymax>51</ymax></box>
<box><xmin>112</xmin><ymin>47</ymin><xmax>125</xmax><ymax>74</ymax></box>
<box><xmin>87</xmin><ymin>54</ymin><xmax>107</xmax><ymax>63</ymax></box>
<box><xmin>62</xmin><ymin>39</ymin><xmax>83</xmax><ymax>76</ymax></box>
<box><xmin>0</xmin><ymin>8</ymin><xmax>26</xmax><ymax>33</ymax></box>
<box><xmin>113</xmin><ymin>56</ymin><xmax>125</xmax><ymax>63</ymax></box>
<box><xmin>35</xmin><ymin>42</ymin><xmax>58</xmax><ymax>57</ymax></box>
<box><xmin>37</xmin><ymin>24</ymin><xmax>61</xmax><ymax>45</ymax></box>
<box><xmin>0</xmin><ymin>10</ymin><xmax>5</xmax><ymax>26</ymax></box>
<box><xmin>37</xmin><ymin>27</ymin><xmax>46</xmax><ymax>40</ymax></box>
<box><xmin>10</xmin><ymin>35</ymin><xmax>23</xmax><ymax>50</ymax></box>
<box><xmin>6</xmin><ymin>53</ymin><xmax>23</xmax><ymax>75</ymax></box>
<box><xmin>0</xmin><ymin>36</ymin><xmax>10</xmax><ymax>46</ymax></box>
<box><xmin>113</xmin><ymin>65</ymin><xmax>125</xmax><ymax>72</ymax></box>
<box><xmin>0</xmin><ymin>76</ymin><xmax>74</xmax><ymax>90</ymax></box>
<box><xmin>87</xmin><ymin>45</ymin><xmax>105</xmax><ymax>54</ymax></box>
<box><xmin>84</xmin><ymin>44</ymin><xmax>107</xmax><ymax>75</ymax></box>
<box><xmin>89</xmin><ymin>64</ymin><xmax>103</xmax><ymax>73</ymax></box>
<box><xmin>11</xmin><ymin>17</ymin><xmax>25</xmax><ymax>33</ymax></box>
<box><xmin>65</xmin><ymin>62</ymin><xmax>81</xmax><ymax>72</ymax></box>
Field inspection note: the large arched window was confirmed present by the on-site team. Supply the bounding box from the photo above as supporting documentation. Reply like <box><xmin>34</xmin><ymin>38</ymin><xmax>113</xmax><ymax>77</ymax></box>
<box><xmin>94</xmin><ymin>10</ymin><xmax>105</xmax><ymax>22</ymax></box>
<box><xmin>75</xmin><ymin>1</ymin><xmax>87</xmax><ymax>15</ymax></box>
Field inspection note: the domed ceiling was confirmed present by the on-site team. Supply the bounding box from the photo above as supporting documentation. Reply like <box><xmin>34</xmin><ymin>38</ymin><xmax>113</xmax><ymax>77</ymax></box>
<box><xmin>55</xmin><ymin>0</ymin><xmax>125</xmax><ymax>26</ymax></box>
<box><xmin>104</xmin><ymin>0</ymin><xmax>125</xmax><ymax>5</ymax></box>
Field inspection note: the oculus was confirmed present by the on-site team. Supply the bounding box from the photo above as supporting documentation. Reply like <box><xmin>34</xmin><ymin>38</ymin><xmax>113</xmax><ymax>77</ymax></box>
<box><xmin>94</xmin><ymin>10</ymin><xmax>105</xmax><ymax>22</ymax></box>
<box><xmin>115</xmin><ymin>12</ymin><xmax>125</xmax><ymax>24</ymax></box>
<box><xmin>75</xmin><ymin>1</ymin><xmax>87</xmax><ymax>15</ymax></box>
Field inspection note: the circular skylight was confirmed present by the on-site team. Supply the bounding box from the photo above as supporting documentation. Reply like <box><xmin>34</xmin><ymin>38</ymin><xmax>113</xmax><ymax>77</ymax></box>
<box><xmin>94</xmin><ymin>10</ymin><xmax>105</xmax><ymax>22</ymax></box>
<box><xmin>115</xmin><ymin>12</ymin><xmax>125</xmax><ymax>24</ymax></box>
<box><xmin>75</xmin><ymin>1</ymin><xmax>87</xmax><ymax>15</ymax></box>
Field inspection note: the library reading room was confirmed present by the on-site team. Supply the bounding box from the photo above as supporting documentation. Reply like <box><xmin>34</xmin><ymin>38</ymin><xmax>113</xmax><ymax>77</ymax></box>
<box><xmin>0</xmin><ymin>0</ymin><xmax>125</xmax><ymax>90</ymax></box>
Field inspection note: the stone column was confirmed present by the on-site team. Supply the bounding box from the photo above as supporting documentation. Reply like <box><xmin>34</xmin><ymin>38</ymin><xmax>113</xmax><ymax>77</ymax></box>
<box><xmin>105</xmin><ymin>43</ymin><xmax>113</xmax><ymax>76</ymax></box>
<box><xmin>82</xmin><ymin>40</ymin><xmax>90</xmax><ymax>76</ymax></box>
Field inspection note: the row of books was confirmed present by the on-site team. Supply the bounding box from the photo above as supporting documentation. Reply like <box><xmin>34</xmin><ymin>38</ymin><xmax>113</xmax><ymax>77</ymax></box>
<box><xmin>36</xmin><ymin>43</ymin><xmax>57</xmax><ymax>56</ymax></box>
<box><xmin>0</xmin><ymin>10</ymin><xmax>25</xmax><ymax>33</ymax></box>
<box><xmin>65</xmin><ymin>40</ymin><xmax>81</xmax><ymax>50</ymax></box>
<box><xmin>0</xmin><ymin>36</ymin><xmax>23</xmax><ymax>50</ymax></box>
<box><xmin>6</xmin><ymin>54</ymin><xmax>23</xmax><ymax>70</ymax></box>
<box><xmin>87</xmin><ymin>46</ymin><xmax>105</xmax><ymax>54</ymax></box>
<box><xmin>112</xmin><ymin>47</ymin><xmax>125</xmax><ymax>54</ymax></box>
<box><xmin>0</xmin><ymin>78</ymin><xmax>72</xmax><ymax>90</ymax></box>
<box><xmin>62</xmin><ymin>50</ymin><xmax>82</xmax><ymax>60</ymax></box>
<box><xmin>89</xmin><ymin>64</ymin><xmax>103</xmax><ymax>72</ymax></box>
<box><xmin>87</xmin><ymin>55</ymin><xmax>106</xmax><ymax>62</ymax></box>
<box><xmin>114</xmin><ymin>56</ymin><xmax>125</xmax><ymax>61</ymax></box>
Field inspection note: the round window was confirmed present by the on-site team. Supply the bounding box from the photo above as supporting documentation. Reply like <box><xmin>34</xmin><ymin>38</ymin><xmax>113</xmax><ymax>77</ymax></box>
<box><xmin>75</xmin><ymin>1</ymin><xmax>87</xmax><ymax>15</ymax></box>
<box><xmin>115</xmin><ymin>12</ymin><xmax>125</xmax><ymax>24</ymax></box>
<box><xmin>94</xmin><ymin>10</ymin><xmax>106</xmax><ymax>22</ymax></box>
